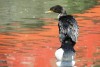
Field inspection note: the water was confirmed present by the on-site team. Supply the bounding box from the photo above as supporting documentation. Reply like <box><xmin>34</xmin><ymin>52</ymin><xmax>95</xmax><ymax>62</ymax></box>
<box><xmin>0</xmin><ymin>0</ymin><xmax>97</xmax><ymax>23</ymax></box>
<box><xmin>0</xmin><ymin>0</ymin><xmax>99</xmax><ymax>67</ymax></box>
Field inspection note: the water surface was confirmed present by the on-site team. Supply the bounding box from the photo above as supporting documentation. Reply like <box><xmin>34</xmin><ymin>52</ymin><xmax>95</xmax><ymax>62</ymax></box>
<box><xmin>0</xmin><ymin>0</ymin><xmax>99</xmax><ymax>67</ymax></box>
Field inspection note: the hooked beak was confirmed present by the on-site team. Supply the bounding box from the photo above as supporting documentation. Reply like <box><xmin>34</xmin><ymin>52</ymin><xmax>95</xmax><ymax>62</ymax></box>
<box><xmin>45</xmin><ymin>10</ymin><xmax>53</xmax><ymax>13</ymax></box>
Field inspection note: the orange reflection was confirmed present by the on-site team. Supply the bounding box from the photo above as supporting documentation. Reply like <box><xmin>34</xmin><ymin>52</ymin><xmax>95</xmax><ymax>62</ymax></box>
<box><xmin>0</xmin><ymin>1</ymin><xmax>100</xmax><ymax>67</ymax></box>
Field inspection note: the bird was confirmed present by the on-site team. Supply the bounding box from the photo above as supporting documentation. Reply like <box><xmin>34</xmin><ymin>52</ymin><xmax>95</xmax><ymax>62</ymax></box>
<box><xmin>46</xmin><ymin>5</ymin><xmax>79</xmax><ymax>67</ymax></box>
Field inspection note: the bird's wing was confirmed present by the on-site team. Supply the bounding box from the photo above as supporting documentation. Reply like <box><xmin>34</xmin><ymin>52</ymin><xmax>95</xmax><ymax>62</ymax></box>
<box><xmin>67</xmin><ymin>16</ymin><xmax>79</xmax><ymax>42</ymax></box>
<box><xmin>59</xmin><ymin>15</ymin><xmax>79</xmax><ymax>42</ymax></box>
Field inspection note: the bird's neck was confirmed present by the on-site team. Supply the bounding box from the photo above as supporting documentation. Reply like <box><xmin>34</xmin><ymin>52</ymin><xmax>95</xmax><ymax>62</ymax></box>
<box><xmin>58</xmin><ymin>10</ymin><xmax>67</xmax><ymax>19</ymax></box>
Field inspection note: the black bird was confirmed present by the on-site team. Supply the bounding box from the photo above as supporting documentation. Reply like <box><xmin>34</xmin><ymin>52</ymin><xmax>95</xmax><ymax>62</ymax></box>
<box><xmin>46</xmin><ymin>5</ymin><xmax>79</xmax><ymax>66</ymax></box>
<box><xmin>46</xmin><ymin>5</ymin><xmax>79</xmax><ymax>51</ymax></box>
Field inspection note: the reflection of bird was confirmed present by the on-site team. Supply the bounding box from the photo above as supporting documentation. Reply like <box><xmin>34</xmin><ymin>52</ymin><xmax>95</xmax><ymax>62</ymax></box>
<box><xmin>46</xmin><ymin>5</ymin><xmax>79</xmax><ymax>67</ymax></box>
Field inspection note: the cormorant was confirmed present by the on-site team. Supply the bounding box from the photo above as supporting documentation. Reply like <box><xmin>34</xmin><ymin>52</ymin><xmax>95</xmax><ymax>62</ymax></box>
<box><xmin>46</xmin><ymin>5</ymin><xmax>79</xmax><ymax>67</ymax></box>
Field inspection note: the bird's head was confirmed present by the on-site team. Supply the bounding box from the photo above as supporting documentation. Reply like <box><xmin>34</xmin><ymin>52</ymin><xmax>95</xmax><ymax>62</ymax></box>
<box><xmin>45</xmin><ymin>5</ymin><xmax>63</xmax><ymax>14</ymax></box>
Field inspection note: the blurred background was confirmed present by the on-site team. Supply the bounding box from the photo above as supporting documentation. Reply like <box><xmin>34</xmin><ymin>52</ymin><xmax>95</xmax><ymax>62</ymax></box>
<box><xmin>0</xmin><ymin>0</ymin><xmax>97</xmax><ymax>27</ymax></box>
<box><xmin>0</xmin><ymin>0</ymin><xmax>99</xmax><ymax>67</ymax></box>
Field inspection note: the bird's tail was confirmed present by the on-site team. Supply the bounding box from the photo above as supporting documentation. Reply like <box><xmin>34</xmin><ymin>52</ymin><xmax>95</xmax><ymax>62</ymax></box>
<box><xmin>60</xmin><ymin>40</ymin><xmax>76</xmax><ymax>52</ymax></box>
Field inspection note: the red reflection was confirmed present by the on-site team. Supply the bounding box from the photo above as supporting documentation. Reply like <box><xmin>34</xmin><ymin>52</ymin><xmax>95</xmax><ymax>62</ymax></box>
<box><xmin>0</xmin><ymin>2</ymin><xmax>100</xmax><ymax>67</ymax></box>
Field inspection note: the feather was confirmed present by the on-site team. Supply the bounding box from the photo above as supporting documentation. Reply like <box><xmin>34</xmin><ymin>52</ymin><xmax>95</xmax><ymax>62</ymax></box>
<box><xmin>58</xmin><ymin>15</ymin><xmax>79</xmax><ymax>42</ymax></box>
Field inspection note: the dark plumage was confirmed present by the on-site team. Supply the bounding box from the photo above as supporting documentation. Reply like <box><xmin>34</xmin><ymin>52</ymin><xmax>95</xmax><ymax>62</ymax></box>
<box><xmin>50</xmin><ymin>5</ymin><xmax>63</xmax><ymax>13</ymax></box>
<box><xmin>48</xmin><ymin>5</ymin><xmax>79</xmax><ymax>66</ymax></box>
<box><xmin>58</xmin><ymin>15</ymin><xmax>78</xmax><ymax>52</ymax></box>
<box><xmin>49</xmin><ymin>5</ymin><xmax>79</xmax><ymax>52</ymax></box>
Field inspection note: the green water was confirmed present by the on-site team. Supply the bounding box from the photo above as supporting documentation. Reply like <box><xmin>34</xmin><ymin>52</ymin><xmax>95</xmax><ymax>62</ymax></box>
<box><xmin>0</xmin><ymin>0</ymin><xmax>97</xmax><ymax>30</ymax></box>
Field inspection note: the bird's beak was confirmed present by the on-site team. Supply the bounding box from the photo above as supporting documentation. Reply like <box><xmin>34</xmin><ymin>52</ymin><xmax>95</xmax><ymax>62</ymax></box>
<box><xmin>45</xmin><ymin>10</ymin><xmax>53</xmax><ymax>13</ymax></box>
